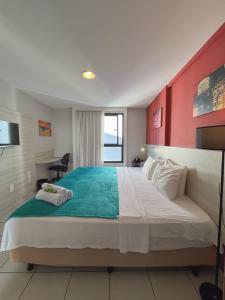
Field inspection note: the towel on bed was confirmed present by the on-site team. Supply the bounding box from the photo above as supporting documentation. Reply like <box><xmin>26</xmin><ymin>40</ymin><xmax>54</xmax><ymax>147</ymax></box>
<box><xmin>42</xmin><ymin>183</ymin><xmax>73</xmax><ymax>199</ymax></box>
<box><xmin>8</xmin><ymin>167</ymin><xmax>119</xmax><ymax>220</ymax></box>
<box><xmin>36</xmin><ymin>189</ymin><xmax>66</xmax><ymax>206</ymax></box>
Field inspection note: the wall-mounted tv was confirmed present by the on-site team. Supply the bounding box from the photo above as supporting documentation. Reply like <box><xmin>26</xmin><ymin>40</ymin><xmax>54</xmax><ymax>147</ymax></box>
<box><xmin>0</xmin><ymin>120</ymin><xmax>20</xmax><ymax>147</ymax></box>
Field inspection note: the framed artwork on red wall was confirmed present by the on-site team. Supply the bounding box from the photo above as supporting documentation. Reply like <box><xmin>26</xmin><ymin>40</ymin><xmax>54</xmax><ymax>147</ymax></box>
<box><xmin>193</xmin><ymin>64</ymin><xmax>225</xmax><ymax>117</ymax></box>
<box><xmin>153</xmin><ymin>107</ymin><xmax>162</xmax><ymax>128</ymax></box>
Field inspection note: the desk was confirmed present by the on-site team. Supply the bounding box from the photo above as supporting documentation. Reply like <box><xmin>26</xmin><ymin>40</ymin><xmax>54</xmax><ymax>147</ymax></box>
<box><xmin>36</xmin><ymin>157</ymin><xmax>61</xmax><ymax>164</ymax></box>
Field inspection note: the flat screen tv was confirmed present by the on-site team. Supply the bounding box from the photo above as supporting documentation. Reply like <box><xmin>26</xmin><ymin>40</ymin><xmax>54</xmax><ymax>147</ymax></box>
<box><xmin>0</xmin><ymin>120</ymin><xmax>20</xmax><ymax>147</ymax></box>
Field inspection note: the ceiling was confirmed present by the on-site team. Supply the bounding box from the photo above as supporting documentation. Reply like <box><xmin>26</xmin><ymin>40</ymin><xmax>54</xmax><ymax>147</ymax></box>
<box><xmin>0</xmin><ymin>0</ymin><xmax>225</xmax><ymax>108</ymax></box>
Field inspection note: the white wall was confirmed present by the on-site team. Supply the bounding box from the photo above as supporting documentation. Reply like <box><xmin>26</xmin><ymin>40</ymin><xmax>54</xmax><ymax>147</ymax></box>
<box><xmin>0</xmin><ymin>81</ymin><xmax>54</xmax><ymax>154</ymax></box>
<box><xmin>0</xmin><ymin>81</ymin><xmax>147</xmax><ymax>176</ymax></box>
<box><xmin>0</xmin><ymin>80</ymin><xmax>55</xmax><ymax>182</ymax></box>
<box><xmin>0</xmin><ymin>80</ymin><xmax>52</xmax><ymax>216</ymax></box>
<box><xmin>15</xmin><ymin>90</ymin><xmax>54</xmax><ymax>153</ymax></box>
<box><xmin>0</xmin><ymin>80</ymin><xmax>17</xmax><ymax>108</ymax></box>
<box><xmin>0</xmin><ymin>106</ymin><xmax>36</xmax><ymax>219</ymax></box>
<box><xmin>53</xmin><ymin>108</ymin><xmax>73</xmax><ymax>167</ymax></box>
<box><xmin>127</xmin><ymin>108</ymin><xmax>146</xmax><ymax>166</ymax></box>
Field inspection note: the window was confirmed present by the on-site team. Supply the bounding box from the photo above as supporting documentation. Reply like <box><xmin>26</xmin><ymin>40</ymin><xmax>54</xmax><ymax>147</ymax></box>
<box><xmin>104</xmin><ymin>113</ymin><xmax>123</xmax><ymax>163</ymax></box>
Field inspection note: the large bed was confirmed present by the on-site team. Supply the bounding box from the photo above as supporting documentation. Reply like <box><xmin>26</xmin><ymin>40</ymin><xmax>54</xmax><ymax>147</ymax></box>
<box><xmin>1</xmin><ymin>167</ymin><xmax>217</xmax><ymax>268</ymax></box>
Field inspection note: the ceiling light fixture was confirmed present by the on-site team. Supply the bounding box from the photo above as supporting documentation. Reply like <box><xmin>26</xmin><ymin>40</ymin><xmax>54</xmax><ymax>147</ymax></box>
<box><xmin>82</xmin><ymin>71</ymin><xmax>96</xmax><ymax>80</ymax></box>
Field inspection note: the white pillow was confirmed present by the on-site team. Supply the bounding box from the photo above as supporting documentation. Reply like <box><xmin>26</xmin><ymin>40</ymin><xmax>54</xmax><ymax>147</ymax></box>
<box><xmin>142</xmin><ymin>156</ymin><xmax>154</xmax><ymax>178</ymax></box>
<box><xmin>166</xmin><ymin>159</ymin><xmax>187</xmax><ymax>197</ymax></box>
<box><xmin>152</xmin><ymin>165</ymin><xmax>184</xmax><ymax>200</ymax></box>
<box><xmin>142</xmin><ymin>157</ymin><xmax>166</xmax><ymax>180</ymax></box>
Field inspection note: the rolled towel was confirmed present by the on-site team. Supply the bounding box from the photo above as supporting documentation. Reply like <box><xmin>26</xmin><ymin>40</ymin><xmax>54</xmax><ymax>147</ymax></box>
<box><xmin>42</xmin><ymin>183</ymin><xmax>73</xmax><ymax>199</ymax></box>
<box><xmin>36</xmin><ymin>189</ymin><xmax>65</xmax><ymax>206</ymax></box>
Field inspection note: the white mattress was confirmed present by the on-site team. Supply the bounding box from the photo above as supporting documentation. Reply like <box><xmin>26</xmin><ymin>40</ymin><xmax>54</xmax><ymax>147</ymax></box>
<box><xmin>1</xmin><ymin>167</ymin><xmax>217</xmax><ymax>254</ymax></box>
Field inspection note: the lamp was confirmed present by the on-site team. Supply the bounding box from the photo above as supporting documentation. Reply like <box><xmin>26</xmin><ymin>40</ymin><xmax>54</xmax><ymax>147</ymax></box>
<box><xmin>196</xmin><ymin>125</ymin><xmax>225</xmax><ymax>300</ymax></box>
<box><xmin>140</xmin><ymin>147</ymin><xmax>146</xmax><ymax>162</ymax></box>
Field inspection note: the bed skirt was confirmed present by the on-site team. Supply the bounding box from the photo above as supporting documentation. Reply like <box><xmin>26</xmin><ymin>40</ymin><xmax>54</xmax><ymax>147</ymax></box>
<box><xmin>10</xmin><ymin>246</ymin><xmax>216</xmax><ymax>267</ymax></box>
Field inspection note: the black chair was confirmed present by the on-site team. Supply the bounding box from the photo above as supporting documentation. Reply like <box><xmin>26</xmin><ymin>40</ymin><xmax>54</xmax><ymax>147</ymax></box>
<box><xmin>36</xmin><ymin>178</ymin><xmax>49</xmax><ymax>191</ymax></box>
<box><xmin>48</xmin><ymin>153</ymin><xmax>70</xmax><ymax>180</ymax></box>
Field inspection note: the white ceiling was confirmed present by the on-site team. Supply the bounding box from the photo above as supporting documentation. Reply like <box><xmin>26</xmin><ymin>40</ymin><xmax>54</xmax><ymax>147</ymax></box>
<box><xmin>0</xmin><ymin>0</ymin><xmax>225</xmax><ymax>108</ymax></box>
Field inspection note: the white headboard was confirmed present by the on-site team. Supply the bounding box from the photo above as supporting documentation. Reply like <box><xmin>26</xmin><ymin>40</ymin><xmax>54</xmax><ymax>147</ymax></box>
<box><xmin>147</xmin><ymin>144</ymin><xmax>222</xmax><ymax>226</ymax></box>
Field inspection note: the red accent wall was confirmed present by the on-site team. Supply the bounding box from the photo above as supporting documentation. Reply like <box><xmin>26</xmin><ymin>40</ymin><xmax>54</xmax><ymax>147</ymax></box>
<box><xmin>146</xmin><ymin>88</ymin><xmax>167</xmax><ymax>145</ymax></box>
<box><xmin>146</xmin><ymin>23</ymin><xmax>225</xmax><ymax>147</ymax></box>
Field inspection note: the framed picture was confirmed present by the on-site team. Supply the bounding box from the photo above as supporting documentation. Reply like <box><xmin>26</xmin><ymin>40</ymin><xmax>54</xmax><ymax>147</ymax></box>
<box><xmin>193</xmin><ymin>64</ymin><xmax>225</xmax><ymax>117</ymax></box>
<box><xmin>153</xmin><ymin>107</ymin><xmax>162</xmax><ymax>128</ymax></box>
<box><xmin>38</xmin><ymin>120</ymin><xmax>52</xmax><ymax>137</ymax></box>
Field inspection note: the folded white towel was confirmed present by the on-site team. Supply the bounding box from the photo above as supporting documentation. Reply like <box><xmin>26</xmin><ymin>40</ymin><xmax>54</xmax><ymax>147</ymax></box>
<box><xmin>42</xmin><ymin>183</ymin><xmax>73</xmax><ymax>199</ymax></box>
<box><xmin>36</xmin><ymin>189</ymin><xmax>66</xmax><ymax>206</ymax></box>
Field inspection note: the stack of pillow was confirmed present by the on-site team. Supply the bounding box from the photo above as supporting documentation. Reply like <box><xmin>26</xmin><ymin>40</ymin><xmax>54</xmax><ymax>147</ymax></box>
<box><xmin>142</xmin><ymin>156</ymin><xmax>187</xmax><ymax>200</ymax></box>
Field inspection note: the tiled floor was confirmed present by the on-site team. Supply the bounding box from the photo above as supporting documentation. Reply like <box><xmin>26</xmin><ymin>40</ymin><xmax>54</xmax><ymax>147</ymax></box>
<box><xmin>0</xmin><ymin>252</ymin><xmax>223</xmax><ymax>300</ymax></box>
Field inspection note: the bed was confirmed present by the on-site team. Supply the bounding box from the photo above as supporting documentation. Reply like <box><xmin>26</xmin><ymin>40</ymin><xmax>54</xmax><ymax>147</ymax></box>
<box><xmin>1</xmin><ymin>167</ymin><xmax>217</xmax><ymax>268</ymax></box>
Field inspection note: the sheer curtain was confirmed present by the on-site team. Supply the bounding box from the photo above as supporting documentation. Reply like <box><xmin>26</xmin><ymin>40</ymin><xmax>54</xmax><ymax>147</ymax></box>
<box><xmin>73</xmin><ymin>111</ymin><xmax>103</xmax><ymax>167</ymax></box>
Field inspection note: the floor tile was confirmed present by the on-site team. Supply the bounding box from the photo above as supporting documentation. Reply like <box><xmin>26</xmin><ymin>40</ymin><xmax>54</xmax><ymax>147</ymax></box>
<box><xmin>0</xmin><ymin>259</ymin><xmax>36</xmax><ymax>273</ymax></box>
<box><xmin>36</xmin><ymin>265</ymin><xmax>72</xmax><ymax>272</ymax></box>
<box><xmin>0</xmin><ymin>272</ymin><xmax>32</xmax><ymax>300</ymax></box>
<box><xmin>111</xmin><ymin>271</ymin><xmax>155</xmax><ymax>300</ymax></box>
<box><xmin>0</xmin><ymin>251</ymin><xmax>8</xmax><ymax>267</ymax></box>
<box><xmin>20</xmin><ymin>272</ymin><xmax>71</xmax><ymax>300</ymax></box>
<box><xmin>65</xmin><ymin>271</ymin><xmax>109</xmax><ymax>300</ymax></box>
<box><xmin>150</xmin><ymin>270</ymin><xmax>200</xmax><ymax>300</ymax></box>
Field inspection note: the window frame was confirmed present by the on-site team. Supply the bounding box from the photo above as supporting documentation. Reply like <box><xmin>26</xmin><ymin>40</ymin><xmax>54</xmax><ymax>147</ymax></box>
<box><xmin>104</xmin><ymin>113</ymin><xmax>124</xmax><ymax>163</ymax></box>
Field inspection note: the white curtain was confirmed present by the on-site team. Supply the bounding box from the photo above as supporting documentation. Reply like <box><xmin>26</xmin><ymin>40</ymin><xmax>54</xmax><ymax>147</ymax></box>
<box><xmin>74</xmin><ymin>111</ymin><xmax>103</xmax><ymax>167</ymax></box>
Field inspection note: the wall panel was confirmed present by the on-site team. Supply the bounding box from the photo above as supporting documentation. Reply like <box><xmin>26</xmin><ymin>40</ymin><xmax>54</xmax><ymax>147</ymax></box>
<box><xmin>0</xmin><ymin>107</ymin><xmax>36</xmax><ymax>220</ymax></box>
<box><xmin>147</xmin><ymin>144</ymin><xmax>221</xmax><ymax>227</ymax></box>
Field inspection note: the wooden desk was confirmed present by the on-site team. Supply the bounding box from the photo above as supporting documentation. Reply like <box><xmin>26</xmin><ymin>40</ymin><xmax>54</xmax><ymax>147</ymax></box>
<box><xmin>36</xmin><ymin>157</ymin><xmax>61</xmax><ymax>164</ymax></box>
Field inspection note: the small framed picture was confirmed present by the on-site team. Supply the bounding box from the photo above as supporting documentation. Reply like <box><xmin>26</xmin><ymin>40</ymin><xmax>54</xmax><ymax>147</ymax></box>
<box><xmin>38</xmin><ymin>120</ymin><xmax>52</xmax><ymax>137</ymax></box>
<box><xmin>153</xmin><ymin>108</ymin><xmax>162</xmax><ymax>128</ymax></box>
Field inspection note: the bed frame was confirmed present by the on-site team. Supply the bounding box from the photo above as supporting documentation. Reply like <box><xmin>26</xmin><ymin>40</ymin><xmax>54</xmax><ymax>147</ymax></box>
<box><xmin>8</xmin><ymin>150</ymin><xmax>218</xmax><ymax>273</ymax></box>
<box><xmin>10</xmin><ymin>246</ymin><xmax>216</xmax><ymax>272</ymax></box>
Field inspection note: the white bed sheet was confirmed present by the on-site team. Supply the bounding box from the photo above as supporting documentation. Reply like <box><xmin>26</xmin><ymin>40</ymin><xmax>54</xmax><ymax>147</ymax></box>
<box><xmin>1</xmin><ymin>167</ymin><xmax>217</xmax><ymax>254</ymax></box>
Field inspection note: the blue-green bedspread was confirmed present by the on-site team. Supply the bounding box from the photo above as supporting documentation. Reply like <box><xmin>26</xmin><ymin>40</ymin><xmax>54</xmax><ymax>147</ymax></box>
<box><xmin>8</xmin><ymin>167</ymin><xmax>119</xmax><ymax>220</ymax></box>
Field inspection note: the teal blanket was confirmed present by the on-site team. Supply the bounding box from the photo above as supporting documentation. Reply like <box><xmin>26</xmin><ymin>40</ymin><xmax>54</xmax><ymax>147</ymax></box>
<box><xmin>9</xmin><ymin>167</ymin><xmax>119</xmax><ymax>220</ymax></box>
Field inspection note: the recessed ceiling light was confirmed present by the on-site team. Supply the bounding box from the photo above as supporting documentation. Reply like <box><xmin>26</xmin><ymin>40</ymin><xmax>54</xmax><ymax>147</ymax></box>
<box><xmin>82</xmin><ymin>71</ymin><xmax>96</xmax><ymax>80</ymax></box>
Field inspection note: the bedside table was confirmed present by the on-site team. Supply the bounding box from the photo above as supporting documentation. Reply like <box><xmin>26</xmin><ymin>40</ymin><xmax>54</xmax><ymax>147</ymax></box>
<box><xmin>132</xmin><ymin>160</ymin><xmax>144</xmax><ymax>167</ymax></box>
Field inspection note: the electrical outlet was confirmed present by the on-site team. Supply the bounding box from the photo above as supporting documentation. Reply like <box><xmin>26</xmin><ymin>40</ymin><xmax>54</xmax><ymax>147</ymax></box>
<box><xmin>27</xmin><ymin>170</ymin><xmax>31</xmax><ymax>183</ymax></box>
<box><xmin>10</xmin><ymin>184</ymin><xmax>14</xmax><ymax>193</ymax></box>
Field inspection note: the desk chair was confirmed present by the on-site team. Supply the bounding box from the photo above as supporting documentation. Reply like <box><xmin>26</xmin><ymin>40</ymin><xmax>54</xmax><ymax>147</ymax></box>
<box><xmin>48</xmin><ymin>153</ymin><xmax>70</xmax><ymax>180</ymax></box>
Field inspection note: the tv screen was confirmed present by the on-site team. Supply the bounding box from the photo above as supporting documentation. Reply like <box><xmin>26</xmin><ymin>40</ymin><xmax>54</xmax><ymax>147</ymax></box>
<box><xmin>0</xmin><ymin>120</ymin><xmax>20</xmax><ymax>147</ymax></box>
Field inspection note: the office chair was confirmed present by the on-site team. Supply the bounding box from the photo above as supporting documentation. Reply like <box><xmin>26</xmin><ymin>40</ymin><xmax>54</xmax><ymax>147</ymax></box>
<box><xmin>48</xmin><ymin>153</ymin><xmax>70</xmax><ymax>180</ymax></box>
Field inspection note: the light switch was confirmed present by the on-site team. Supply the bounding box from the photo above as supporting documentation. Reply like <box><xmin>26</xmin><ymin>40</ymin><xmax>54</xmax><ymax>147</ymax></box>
<box><xmin>10</xmin><ymin>184</ymin><xmax>14</xmax><ymax>192</ymax></box>
<box><xmin>27</xmin><ymin>170</ymin><xmax>31</xmax><ymax>183</ymax></box>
